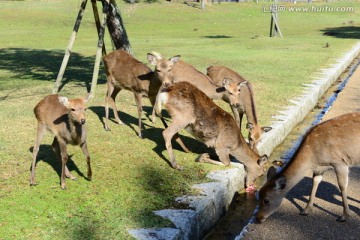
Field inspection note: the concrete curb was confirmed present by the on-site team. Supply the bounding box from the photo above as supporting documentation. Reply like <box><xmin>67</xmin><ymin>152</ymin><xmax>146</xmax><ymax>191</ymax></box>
<box><xmin>129</xmin><ymin>42</ymin><xmax>360</xmax><ymax>240</ymax></box>
<box><xmin>129</xmin><ymin>163</ymin><xmax>245</xmax><ymax>240</ymax></box>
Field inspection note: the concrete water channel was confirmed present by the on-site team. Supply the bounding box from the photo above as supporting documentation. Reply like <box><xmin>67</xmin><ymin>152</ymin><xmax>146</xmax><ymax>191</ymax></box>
<box><xmin>204</xmin><ymin>55</ymin><xmax>360</xmax><ymax>240</ymax></box>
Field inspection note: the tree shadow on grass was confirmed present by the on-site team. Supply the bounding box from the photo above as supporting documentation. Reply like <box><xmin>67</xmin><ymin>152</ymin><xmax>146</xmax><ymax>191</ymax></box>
<box><xmin>321</xmin><ymin>26</ymin><xmax>360</xmax><ymax>39</ymax></box>
<box><xmin>29</xmin><ymin>144</ymin><xmax>89</xmax><ymax>186</ymax></box>
<box><xmin>0</xmin><ymin>48</ymin><xmax>106</xmax><ymax>92</ymax></box>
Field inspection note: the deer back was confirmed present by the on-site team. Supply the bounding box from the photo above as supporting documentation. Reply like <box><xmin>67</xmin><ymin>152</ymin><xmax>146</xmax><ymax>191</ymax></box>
<box><xmin>161</xmin><ymin>82</ymin><xmax>241</xmax><ymax>147</ymax></box>
<box><xmin>103</xmin><ymin>50</ymin><xmax>159</xmax><ymax>96</ymax></box>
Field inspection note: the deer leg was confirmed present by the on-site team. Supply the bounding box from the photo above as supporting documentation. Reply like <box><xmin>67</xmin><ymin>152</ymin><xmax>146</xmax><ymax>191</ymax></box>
<box><xmin>196</xmin><ymin>153</ymin><xmax>224</xmax><ymax>166</ymax></box>
<box><xmin>80</xmin><ymin>141</ymin><xmax>92</xmax><ymax>180</ymax></box>
<box><xmin>105</xmin><ymin>81</ymin><xmax>122</xmax><ymax>131</ymax></box>
<box><xmin>334</xmin><ymin>165</ymin><xmax>350</xmax><ymax>222</ymax></box>
<box><xmin>231</xmin><ymin>105</ymin><xmax>241</xmax><ymax>129</ymax></box>
<box><xmin>134</xmin><ymin>93</ymin><xmax>143</xmax><ymax>138</ymax></box>
<box><xmin>151</xmin><ymin>94</ymin><xmax>190</xmax><ymax>153</ymax></box>
<box><xmin>57</xmin><ymin>138</ymin><xmax>69</xmax><ymax>190</ymax></box>
<box><xmin>196</xmin><ymin>148</ymin><xmax>230</xmax><ymax>166</ymax></box>
<box><xmin>52</xmin><ymin>138</ymin><xmax>76</xmax><ymax>180</ymax></box>
<box><xmin>162</xmin><ymin>121</ymin><xmax>188</xmax><ymax>170</ymax></box>
<box><xmin>30</xmin><ymin>122</ymin><xmax>47</xmax><ymax>186</ymax></box>
<box><xmin>301</xmin><ymin>174</ymin><xmax>323</xmax><ymax>216</ymax></box>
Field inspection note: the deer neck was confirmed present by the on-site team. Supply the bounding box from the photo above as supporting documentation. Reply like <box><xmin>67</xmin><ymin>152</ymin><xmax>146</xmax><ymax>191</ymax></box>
<box><xmin>67</xmin><ymin>118</ymin><xmax>84</xmax><ymax>144</ymax></box>
<box><xmin>231</xmin><ymin>137</ymin><xmax>259</xmax><ymax>164</ymax></box>
<box><xmin>279</xmin><ymin>148</ymin><xmax>314</xmax><ymax>191</ymax></box>
<box><xmin>242</xmin><ymin>83</ymin><xmax>258</xmax><ymax>125</ymax></box>
<box><xmin>204</xmin><ymin>85</ymin><xmax>225</xmax><ymax>100</ymax></box>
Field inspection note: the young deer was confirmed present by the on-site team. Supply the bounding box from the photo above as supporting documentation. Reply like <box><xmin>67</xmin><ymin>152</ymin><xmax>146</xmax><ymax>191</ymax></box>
<box><xmin>256</xmin><ymin>112</ymin><xmax>360</xmax><ymax>223</ymax></box>
<box><xmin>155</xmin><ymin>81</ymin><xmax>268</xmax><ymax>189</ymax></box>
<box><xmin>30</xmin><ymin>94</ymin><xmax>92</xmax><ymax>189</ymax></box>
<box><xmin>103</xmin><ymin>50</ymin><xmax>189</xmax><ymax>152</ymax></box>
<box><xmin>207</xmin><ymin>65</ymin><xmax>272</xmax><ymax>151</ymax></box>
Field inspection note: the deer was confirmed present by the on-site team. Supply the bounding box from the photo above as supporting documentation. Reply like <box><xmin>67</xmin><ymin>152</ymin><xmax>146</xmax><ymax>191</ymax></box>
<box><xmin>154</xmin><ymin>81</ymin><xmax>268</xmax><ymax>190</ymax></box>
<box><xmin>207</xmin><ymin>65</ymin><xmax>272</xmax><ymax>152</ymax></box>
<box><xmin>103</xmin><ymin>49</ymin><xmax>189</xmax><ymax>152</ymax></box>
<box><xmin>30</xmin><ymin>94</ymin><xmax>92</xmax><ymax>189</ymax></box>
<box><xmin>148</xmin><ymin>53</ymin><xmax>270</xmax><ymax>153</ymax></box>
<box><xmin>256</xmin><ymin>112</ymin><xmax>360</xmax><ymax>223</ymax></box>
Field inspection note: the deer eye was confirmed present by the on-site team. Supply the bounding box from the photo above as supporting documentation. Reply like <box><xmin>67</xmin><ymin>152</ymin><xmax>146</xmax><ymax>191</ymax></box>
<box><xmin>264</xmin><ymin>199</ymin><xmax>270</xmax><ymax>204</ymax></box>
<box><xmin>71</xmin><ymin>108</ymin><xmax>76</xmax><ymax>112</ymax></box>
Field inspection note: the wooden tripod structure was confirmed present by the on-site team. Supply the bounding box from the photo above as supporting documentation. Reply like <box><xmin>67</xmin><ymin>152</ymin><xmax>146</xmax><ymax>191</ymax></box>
<box><xmin>52</xmin><ymin>0</ymin><xmax>131</xmax><ymax>96</ymax></box>
<box><xmin>269</xmin><ymin>2</ymin><xmax>283</xmax><ymax>38</ymax></box>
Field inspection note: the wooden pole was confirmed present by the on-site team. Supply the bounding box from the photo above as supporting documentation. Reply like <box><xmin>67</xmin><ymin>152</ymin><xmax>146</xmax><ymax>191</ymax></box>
<box><xmin>272</xmin><ymin>12</ymin><xmax>283</xmax><ymax>38</ymax></box>
<box><xmin>90</xmin><ymin>0</ymin><xmax>109</xmax><ymax>95</ymax></box>
<box><xmin>52</xmin><ymin>0</ymin><xmax>88</xmax><ymax>94</ymax></box>
<box><xmin>91</xmin><ymin>0</ymin><xmax>107</xmax><ymax>56</ymax></box>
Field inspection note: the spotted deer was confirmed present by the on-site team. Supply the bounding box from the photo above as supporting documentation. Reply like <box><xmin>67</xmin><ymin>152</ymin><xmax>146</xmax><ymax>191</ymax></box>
<box><xmin>256</xmin><ymin>112</ymin><xmax>360</xmax><ymax>223</ymax></box>
<box><xmin>30</xmin><ymin>94</ymin><xmax>92</xmax><ymax>189</ymax></box>
<box><xmin>102</xmin><ymin>50</ymin><xmax>189</xmax><ymax>152</ymax></box>
<box><xmin>207</xmin><ymin>65</ymin><xmax>272</xmax><ymax>151</ymax></box>
<box><xmin>155</xmin><ymin>81</ymin><xmax>268</xmax><ymax>189</ymax></box>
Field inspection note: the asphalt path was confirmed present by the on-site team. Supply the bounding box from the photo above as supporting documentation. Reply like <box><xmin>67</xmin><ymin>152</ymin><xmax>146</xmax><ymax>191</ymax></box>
<box><xmin>240</xmin><ymin>62</ymin><xmax>360</xmax><ymax>240</ymax></box>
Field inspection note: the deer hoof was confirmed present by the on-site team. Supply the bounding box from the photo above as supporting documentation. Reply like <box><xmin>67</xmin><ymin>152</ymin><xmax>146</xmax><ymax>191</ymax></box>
<box><xmin>336</xmin><ymin>216</ymin><xmax>347</xmax><ymax>222</ymax></box>
<box><xmin>30</xmin><ymin>182</ymin><xmax>37</xmax><ymax>186</ymax></box>
<box><xmin>176</xmin><ymin>165</ymin><xmax>184</xmax><ymax>171</ymax></box>
<box><xmin>299</xmin><ymin>210</ymin><xmax>309</xmax><ymax>216</ymax></box>
<box><xmin>196</xmin><ymin>153</ymin><xmax>210</xmax><ymax>163</ymax></box>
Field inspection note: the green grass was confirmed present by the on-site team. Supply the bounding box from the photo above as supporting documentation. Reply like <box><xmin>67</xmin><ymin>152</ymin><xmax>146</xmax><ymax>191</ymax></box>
<box><xmin>1</xmin><ymin>0</ymin><xmax>360</xmax><ymax>239</ymax></box>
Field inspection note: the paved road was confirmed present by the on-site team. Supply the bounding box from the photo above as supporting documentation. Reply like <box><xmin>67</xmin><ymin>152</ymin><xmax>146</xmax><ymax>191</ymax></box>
<box><xmin>240</xmin><ymin>63</ymin><xmax>360</xmax><ymax>239</ymax></box>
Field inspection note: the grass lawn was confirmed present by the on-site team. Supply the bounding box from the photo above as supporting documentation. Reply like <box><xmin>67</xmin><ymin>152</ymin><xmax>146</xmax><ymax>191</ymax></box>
<box><xmin>0</xmin><ymin>0</ymin><xmax>359</xmax><ymax>239</ymax></box>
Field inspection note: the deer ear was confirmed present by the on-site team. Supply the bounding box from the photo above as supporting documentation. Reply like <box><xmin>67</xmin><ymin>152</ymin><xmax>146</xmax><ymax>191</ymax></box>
<box><xmin>147</xmin><ymin>53</ymin><xmax>157</xmax><ymax>66</ymax></box>
<box><xmin>262</xmin><ymin>126</ymin><xmax>272</xmax><ymax>133</ymax></box>
<box><xmin>246</xmin><ymin>123</ymin><xmax>254</xmax><ymax>130</ymax></box>
<box><xmin>222</xmin><ymin>77</ymin><xmax>229</xmax><ymax>86</ymax></box>
<box><xmin>83</xmin><ymin>92</ymin><xmax>93</xmax><ymax>102</ymax></box>
<box><xmin>169</xmin><ymin>55</ymin><xmax>181</xmax><ymax>64</ymax></box>
<box><xmin>239</xmin><ymin>81</ymin><xmax>248</xmax><ymax>88</ymax></box>
<box><xmin>267</xmin><ymin>166</ymin><xmax>277</xmax><ymax>180</ymax></box>
<box><xmin>275</xmin><ymin>175</ymin><xmax>287</xmax><ymax>190</ymax></box>
<box><xmin>257</xmin><ymin>154</ymin><xmax>268</xmax><ymax>166</ymax></box>
<box><xmin>58</xmin><ymin>96</ymin><xmax>69</xmax><ymax>107</ymax></box>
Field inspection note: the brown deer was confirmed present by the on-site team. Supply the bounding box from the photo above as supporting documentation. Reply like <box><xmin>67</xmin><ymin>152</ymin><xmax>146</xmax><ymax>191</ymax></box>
<box><xmin>207</xmin><ymin>65</ymin><xmax>272</xmax><ymax>151</ymax></box>
<box><xmin>30</xmin><ymin>94</ymin><xmax>92</xmax><ymax>189</ymax></box>
<box><xmin>148</xmin><ymin>53</ymin><xmax>270</xmax><ymax>152</ymax></box>
<box><xmin>103</xmin><ymin>50</ymin><xmax>189</xmax><ymax>152</ymax></box>
<box><xmin>154</xmin><ymin>81</ymin><xmax>268</xmax><ymax>189</ymax></box>
<box><xmin>148</xmin><ymin>53</ymin><xmax>231</xmax><ymax>100</ymax></box>
<box><xmin>256</xmin><ymin>112</ymin><xmax>360</xmax><ymax>223</ymax></box>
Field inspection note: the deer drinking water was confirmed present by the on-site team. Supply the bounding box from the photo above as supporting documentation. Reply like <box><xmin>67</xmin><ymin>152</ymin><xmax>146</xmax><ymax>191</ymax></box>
<box><xmin>256</xmin><ymin>112</ymin><xmax>360</xmax><ymax>222</ymax></box>
<box><xmin>30</xmin><ymin>94</ymin><xmax>92</xmax><ymax>189</ymax></box>
<box><xmin>103</xmin><ymin>50</ymin><xmax>189</xmax><ymax>152</ymax></box>
<box><xmin>207</xmin><ymin>65</ymin><xmax>272</xmax><ymax>151</ymax></box>
<box><xmin>154</xmin><ymin>81</ymin><xmax>268</xmax><ymax>189</ymax></box>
